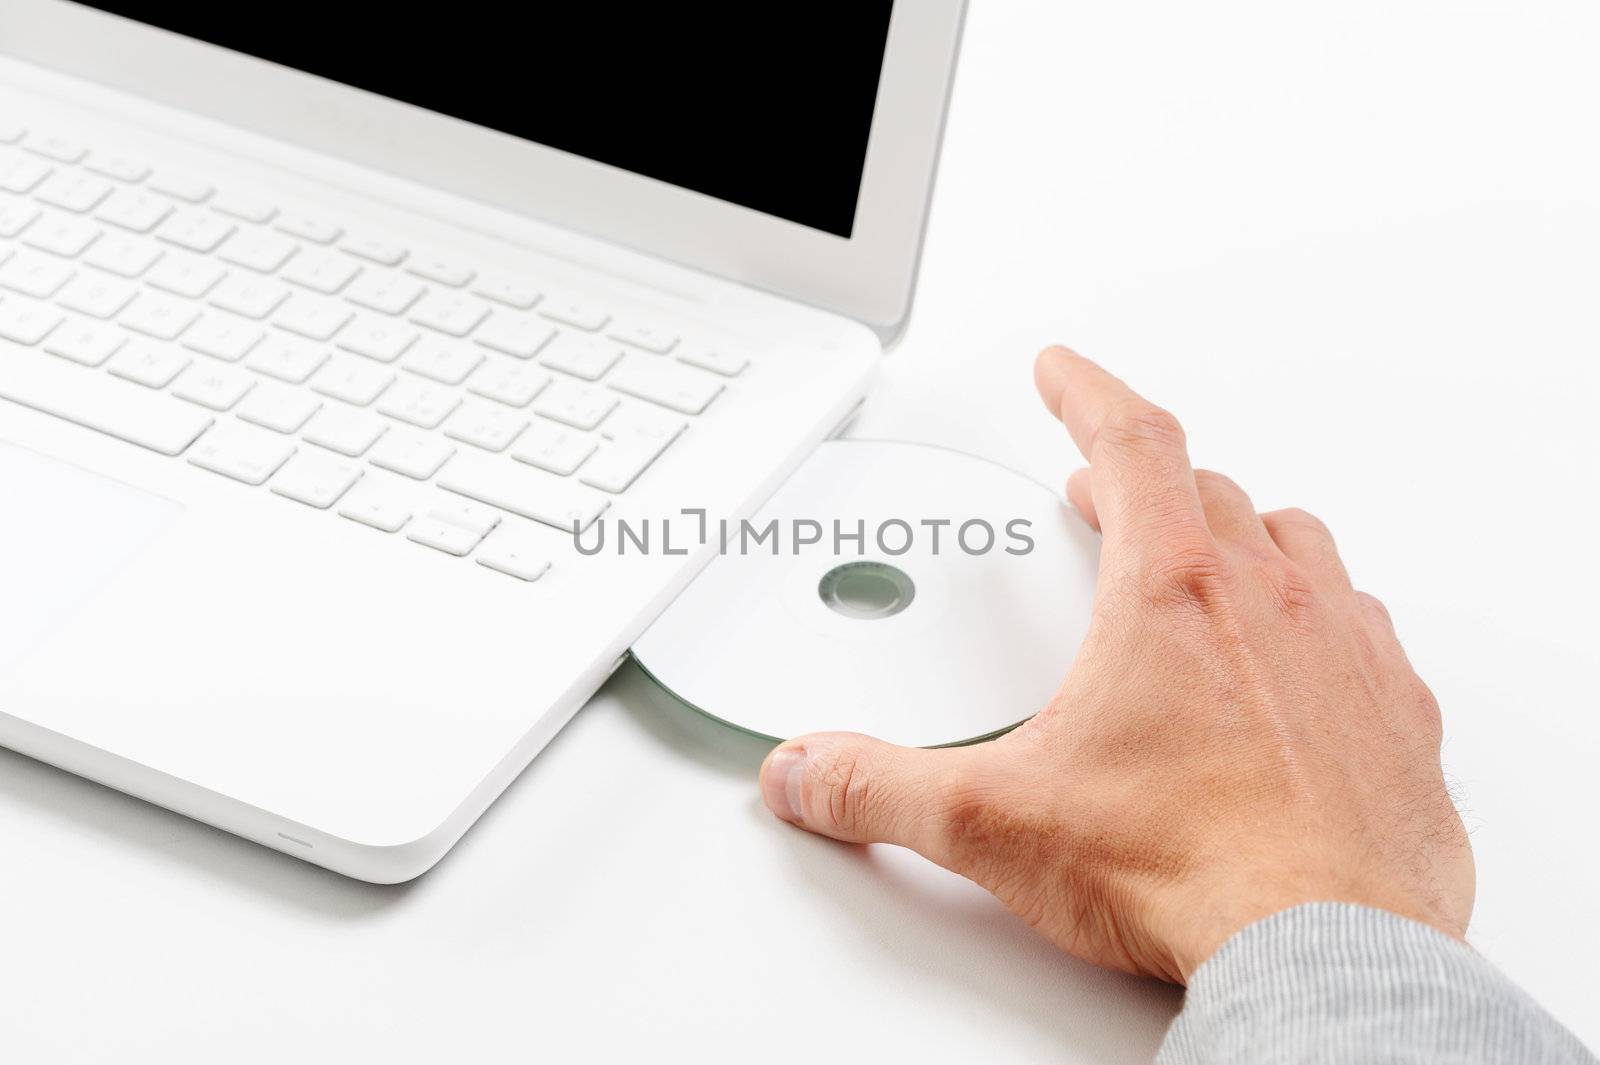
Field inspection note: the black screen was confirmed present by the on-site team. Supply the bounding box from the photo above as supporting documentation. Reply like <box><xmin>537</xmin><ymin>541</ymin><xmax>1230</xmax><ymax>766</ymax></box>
<box><xmin>71</xmin><ymin>3</ymin><xmax>895</xmax><ymax>237</ymax></box>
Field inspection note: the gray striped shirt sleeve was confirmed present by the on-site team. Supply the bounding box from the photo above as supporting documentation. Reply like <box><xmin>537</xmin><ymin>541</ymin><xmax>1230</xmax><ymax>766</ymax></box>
<box><xmin>1157</xmin><ymin>902</ymin><xmax>1597</xmax><ymax>1064</ymax></box>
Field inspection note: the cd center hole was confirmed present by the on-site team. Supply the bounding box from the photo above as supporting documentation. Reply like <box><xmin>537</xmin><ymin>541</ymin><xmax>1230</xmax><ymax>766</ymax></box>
<box><xmin>818</xmin><ymin>562</ymin><xmax>915</xmax><ymax>620</ymax></box>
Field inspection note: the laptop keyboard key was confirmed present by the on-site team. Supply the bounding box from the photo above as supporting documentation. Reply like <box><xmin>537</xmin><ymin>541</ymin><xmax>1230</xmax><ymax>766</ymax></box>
<box><xmin>405</xmin><ymin>516</ymin><xmax>484</xmax><ymax>556</ymax></box>
<box><xmin>270</xmin><ymin>450</ymin><xmax>363</xmax><ymax>508</ymax></box>
<box><xmin>608</xmin><ymin>360</ymin><xmax>723</xmax><ymax>414</ymax></box>
<box><xmin>43</xmin><ymin>318</ymin><xmax>125</xmax><ymax>366</ymax></box>
<box><xmin>172</xmin><ymin>363</ymin><xmax>255</xmax><ymax>411</ymax></box>
<box><xmin>187</xmin><ymin>422</ymin><xmax>295</xmax><ymax>485</ymax></box>
<box><xmin>437</xmin><ymin>455</ymin><xmax>608</xmax><ymax>533</ymax></box>
<box><xmin>442</xmin><ymin>401</ymin><xmax>527</xmax><ymax>452</ymax></box>
<box><xmin>107</xmin><ymin>342</ymin><xmax>191</xmax><ymax>388</ymax></box>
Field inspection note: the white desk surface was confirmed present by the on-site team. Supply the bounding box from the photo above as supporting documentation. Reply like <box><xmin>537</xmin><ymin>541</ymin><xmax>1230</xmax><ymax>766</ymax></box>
<box><xmin>4</xmin><ymin>2</ymin><xmax>1597</xmax><ymax>1059</ymax></box>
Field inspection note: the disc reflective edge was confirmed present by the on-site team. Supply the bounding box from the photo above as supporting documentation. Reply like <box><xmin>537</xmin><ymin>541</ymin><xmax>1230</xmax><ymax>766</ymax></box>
<box><xmin>630</xmin><ymin>440</ymin><xmax>1101</xmax><ymax>749</ymax></box>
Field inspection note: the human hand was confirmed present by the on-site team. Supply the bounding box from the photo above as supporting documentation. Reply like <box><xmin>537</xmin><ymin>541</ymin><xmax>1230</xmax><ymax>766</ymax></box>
<box><xmin>757</xmin><ymin>347</ymin><xmax>1474</xmax><ymax>983</ymax></box>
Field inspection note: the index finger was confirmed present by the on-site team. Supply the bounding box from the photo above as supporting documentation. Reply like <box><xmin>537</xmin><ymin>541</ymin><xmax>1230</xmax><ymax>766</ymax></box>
<box><xmin>1033</xmin><ymin>346</ymin><xmax>1208</xmax><ymax>560</ymax></box>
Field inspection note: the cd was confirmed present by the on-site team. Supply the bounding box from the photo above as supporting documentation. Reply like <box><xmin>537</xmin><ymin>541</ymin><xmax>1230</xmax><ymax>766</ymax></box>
<box><xmin>630</xmin><ymin>440</ymin><xmax>1101</xmax><ymax>748</ymax></box>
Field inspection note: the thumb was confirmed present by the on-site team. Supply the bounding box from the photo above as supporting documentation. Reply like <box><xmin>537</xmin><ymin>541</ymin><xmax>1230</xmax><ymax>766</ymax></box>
<box><xmin>759</xmin><ymin>732</ymin><xmax>973</xmax><ymax>859</ymax></box>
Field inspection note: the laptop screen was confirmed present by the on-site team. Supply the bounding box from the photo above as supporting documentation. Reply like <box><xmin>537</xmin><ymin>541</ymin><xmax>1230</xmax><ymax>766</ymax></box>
<box><xmin>67</xmin><ymin>3</ymin><xmax>896</xmax><ymax>239</ymax></box>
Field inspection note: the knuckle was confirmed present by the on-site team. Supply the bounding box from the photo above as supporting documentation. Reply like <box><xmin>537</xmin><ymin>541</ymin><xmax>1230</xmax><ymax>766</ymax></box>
<box><xmin>1275</xmin><ymin>507</ymin><xmax>1332</xmax><ymax>539</ymax></box>
<box><xmin>805</xmin><ymin>746</ymin><xmax>869</xmax><ymax>835</ymax></box>
<box><xmin>1143</xmin><ymin>541</ymin><xmax>1232</xmax><ymax>611</ymax></box>
<box><xmin>1097</xmin><ymin>402</ymin><xmax>1186</xmax><ymax>456</ymax></box>
<box><xmin>1264</xmin><ymin>560</ymin><xmax>1321</xmax><ymax>619</ymax></box>
<box><xmin>1356</xmin><ymin>590</ymin><xmax>1391</xmax><ymax>621</ymax></box>
<box><xmin>1413</xmin><ymin>680</ymin><xmax>1444</xmax><ymax>740</ymax></box>
<box><xmin>1192</xmin><ymin>469</ymin><xmax>1241</xmax><ymax>494</ymax></box>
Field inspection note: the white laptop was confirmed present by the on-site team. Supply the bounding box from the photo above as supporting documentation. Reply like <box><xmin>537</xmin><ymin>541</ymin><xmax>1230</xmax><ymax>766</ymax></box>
<box><xmin>0</xmin><ymin>1</ymin><xmax>965</xmax><ymax>882</ymax></box>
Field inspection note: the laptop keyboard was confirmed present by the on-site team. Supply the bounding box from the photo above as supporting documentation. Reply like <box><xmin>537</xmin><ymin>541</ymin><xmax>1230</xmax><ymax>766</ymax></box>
<box><xmin>0</xmin><ymin>121</ymin><xmax>752</xmax><ymax>581</ymax></box>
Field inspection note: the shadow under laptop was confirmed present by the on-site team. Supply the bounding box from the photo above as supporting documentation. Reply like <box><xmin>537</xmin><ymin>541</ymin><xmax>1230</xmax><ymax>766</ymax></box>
<box><xmin>0</xmin><ymin>743</ymin><xmax>412</xmax><ymax>919</ymax></box>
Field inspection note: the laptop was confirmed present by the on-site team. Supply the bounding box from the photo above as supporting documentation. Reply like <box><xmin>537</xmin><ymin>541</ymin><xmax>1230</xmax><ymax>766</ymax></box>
<box><xmin>0</xmin><ymin>1</ymin><xmax>965</xmax><ymax>882</ymax></box>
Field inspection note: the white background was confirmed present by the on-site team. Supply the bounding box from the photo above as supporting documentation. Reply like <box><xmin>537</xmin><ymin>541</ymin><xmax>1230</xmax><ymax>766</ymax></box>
<box><xmin>2</xmin><ymin>1</ymin><xmax>1596</xmax><ymax>1059</ymax></box>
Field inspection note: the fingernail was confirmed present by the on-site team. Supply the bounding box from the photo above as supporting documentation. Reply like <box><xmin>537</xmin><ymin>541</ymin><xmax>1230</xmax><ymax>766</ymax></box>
<box><xmin>763</xmin><ymin>745</ymin><xmax>807</xmax><ymax>823</ymax></box>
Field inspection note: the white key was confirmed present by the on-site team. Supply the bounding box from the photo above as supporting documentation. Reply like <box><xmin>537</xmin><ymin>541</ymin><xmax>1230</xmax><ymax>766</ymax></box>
<box><xmin>270</xmin><ymin>450</ymin><xmax>362</xmax><ymax>509</ymax></box>
<box><xmin>245</xmin><ymin>335</ymin><xmax>328</xmax><ymax>384</ymax></box>
<box><xmin>340</xmin><ymin>235</ymin><xmax>406</xmax><ymax>266</ymax></box>
<box><xmin>281</xmin><ymin>249</ymin><xmax>361</xmax><ymax>294</ymax></box>
<box><xmin>437</xmin><ymin>454</ymin><xmax>609</xmax><ymax>533</ymax></box>
<box><xmin>0</xmin><ymin>123</ymin><xmax>22</xmax><ymax>145</ymax></box>
<box><xmin>335</xmin><ymin>315</ymin><xmax>416</xmax><ymax>362</ymax></box>
<box><xmin>310</xmin><ymin>355</ymin><xmax>394</xmax><ymax>406</ymax></box>
<box><xmin>33</xmin><ymin>171</ymin><xmax>113</xmax><ymax>213</ymax></box>
<box><xmin>236</xmin><ymin>384</ymin><xmax>322</xmax><ymax>434</ymax></box>
<box><xmin>210</xmin><ymin>193</ymin><xmax>277</xmax><ymax>224</ymax></box>
<box><xmin>43</xmin><ymin>318</ymin><xmax>125</xmax><ymax>366</ymax></box>
<box><xmin>405</xmin><ymin>255</ymin><xmax>474</xmax><ymax>287</ymax></box>
<box><xmin>55</xmin><ymin>274</ymin><xmax>138</xmax><ymax>319</ymax></box>
<box><xmin>476</xmin><ymin>315</ymin><xmax>555</xmax><ymax>359</ymax></box>
<box><xmin>146</xmin><ymin>254</ymin><xmax>225</xmax><ymax>298</ymax></box>
<box><xmin>301</xmin><ymin>406</ymin><xmax>388</xmax><ymax>456</ymax></box>
<box><xmin>466</xmin><ymin>361</ymin><xmax>549</xmax><ymax>407</ymax></box>
<box><xmin>672</xmin><ymin>346</ymin><xmax>742</xmax><ymax>378</ymax></box>
<box><xmin>475</xmin><ymin>529</ymin><xmax>552</xmax><ymax>581</ymax></box>
<box><xmin>0</xmin><ymin>197</ymin><xmax>40</xmax><ymax>237</ymax></box>
<box><xmin>538</xmin><ymin>298</ymin><xmax>609</xmax><ymax>331</ymax></box>
<box><xmin>402</xmin><ymin>339</ymin><xmax>482</xmax><ymax>385</ymax></box>
<box><xmin>368</xmin><ymin>430</ymin><xmax>454</xmax><ymax>480</ymax></box>
<box><xmin>0</xmin><ymin>346</ymin><xmax>211</xmax><ymax>454</ymax></box>
<box><xmin>540</xmin><ymin>333</ymin><xmax>625</xmax><ymax>381</ymax></box>
<box><xmin>471</xmin><ymin>275</ymin><xmax>541</xmax><ymax>310</ymax></box>
<box><xmin>530</xmin><ymin>379</ymin><xmax>618</xmax><ymax>429</ymax></box>
<box><xmin>427</xmin><ymin>497</ymin><xmax>502</xmax><ymax>537</ymax></box>
<box><xmin>147</xmin><ymin>172</ymin><xmax>213</xmax><ymax>203</ymax></box>
<box><xmin>274</xmin><ymin>213</ymin><xmax>342</xmax><ymax>245</ymax></box>
<box><xmin>274</xmin><ymin>294</ymin><xmax>353</xmax><ymax>341</ymax></box>
<box><xmin>442</xmin><ymin>401</ymin><xmax>527</xmax><ymax>452</ymax></box>
<box><xmin>344</xmin><ymin>271</ymin><xmax>425</xmax><ymax>316</ymax></box>
<box><xmin>607</xmin><ymin>360</ymin><xmax>724</xmax><ymax>414</ymax></box>
<box><xmin>578</xmin><ymin>433</ymin><xmax>677</xmax><ymax>494</ymax></box>
<box><xmin>82</xmin><ymin>233</ymin><xmax>163</xmax><ymax>278</ymax></box>
<box><xmin>405</xmin><ymin>517</ymin><xmax>483</xmax><ymax>557</ymax></box>
<box><xmin>23</xmin><ymin>213</ymin><xmax>101</xmax><ymax>257</ymax></box>
<box><xmin>107</xmin><ymin>341</ymin><xmax>190</xmax><ymax>388</ymax></box>
<box><xmin>409</xmin><ymin>292</ymin><xmax>490</xmax><ymax>337</ymax></box>
<box><xmin>0</xmin><ymin>250</ymin><xmax>74</xmax><ymax>298</ymax></box>
<box><xmin>606</xmin><ymin>321</ymin><xmax>678</xmax><ymax>354</ymax></box>
<box><xmin>187</xmin><ymin>423</ymin><xmax>295</xmax><ymax>485</ymax></box>
<box><xmin>156</xmin><ymin>209</ymin><xmax>234</xmax><ymax>253</ymax></box>
<box><xmin>600</xmin><ymin>401</ymin><xmax>688</xmax><ymax>444</ymax></box>
<box><xmin>375</xmin><ymin>376</ymin><xmax>459</xmax><ymax>429</ymax></box>
<box><xmin>0</xmin><ymin>297</ymin><xmax>63</xmax><ymax>345</ymax></box>
<box><xmin>172</xmin><ymin>363</ymin><xmax>255</xmax><ymax>411</ymax></box>
<box><xmin>217</xmin><ymin>229</ymin><xmax>298</xmax><ymax>273</ymax></box>
<box><xmin>338</xmin><ymin>483</ymin><xmax>412</xmax><ymax>533</ymax></box>
<box><xmin>509</xmin><ymin>419</ymin><xmax>596</xmax><ymax>476</ymax></box>
<box><xmin>94</xmin><ymin>190</ymin><xmax>173</xmax><ymax>233</ymax></box>
<box><xmin>0</xmin><ymin>152</ymin><xmax>51</xmax><ymax>194</ymax></box>
<box><xmin>22</xmin><ymin>134</ymin><xmax>86</xmax><ymax>164</ymax></box>
<box><xmin>208</xmin><ymin>274</ymin><xmax>289</xmax><ymax>318</ymax></box>
<box><xmin>84</xmin><ymin>153</ymin><xmax>151</xmax><ymax>184</ymax></box>
<box><xmin>182</xmin><ymin>312</ymin><xmax>265</xmax><ymax>362</ymax></box>
<box><xmin>120</xmin><ymin>293</ymin><xmax>199</xmax><ymax>340</ymax></box>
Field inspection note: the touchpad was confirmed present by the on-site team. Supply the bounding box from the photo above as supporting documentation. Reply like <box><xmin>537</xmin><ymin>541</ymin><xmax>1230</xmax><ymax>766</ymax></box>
<box><xmin>0</xmin><ymin>443</ymin><xmax>184</xmax><ymax>675</ymax></box>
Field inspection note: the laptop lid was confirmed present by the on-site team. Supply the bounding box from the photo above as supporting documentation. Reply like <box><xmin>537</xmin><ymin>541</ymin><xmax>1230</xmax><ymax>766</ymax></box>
<box><xmin>0</xmin><ymin>1</ymin><xmax>965</xmax><ymax>341</ymax></box>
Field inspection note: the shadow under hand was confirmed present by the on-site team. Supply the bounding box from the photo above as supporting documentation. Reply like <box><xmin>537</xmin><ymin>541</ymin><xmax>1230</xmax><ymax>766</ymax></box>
<box><xmin>615</xmin><ymin>657</ymin><xmax>1181</xmax><ymax>1059</ymax></box>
